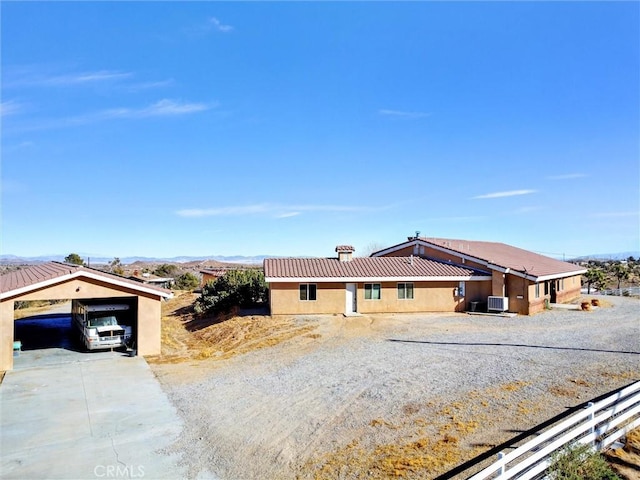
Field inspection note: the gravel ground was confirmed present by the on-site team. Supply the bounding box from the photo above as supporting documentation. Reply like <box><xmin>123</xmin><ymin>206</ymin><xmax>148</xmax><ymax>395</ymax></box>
<box><xmin>151</xmin><ymin>296</ymin><xmax>640</xmax><ymax>479</ymax></box>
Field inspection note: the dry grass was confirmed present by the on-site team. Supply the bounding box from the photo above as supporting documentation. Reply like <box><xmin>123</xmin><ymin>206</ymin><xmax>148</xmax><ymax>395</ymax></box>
<box><xmin>600</xmin><ymin>370</ymin><xmax>640</xmax><ymax>382</ymax></box>
<box><xmin>575</xmin><ymin>296</ymin><xmax>614</xmax><ymax>308</ymax></box>
<box><xmin>148</xmin><ymin>293</ymin><xmax>318</xmax><ymax>364</ymax></box>
<box><xmin>501</xmin><ymin>380</ymin><xmax>531</xmax><ymax>392</ymax></box>
<box><xmin>549</xmin><ymin>385</ymin><xmax>580</xmax><ymax>398</ymax></box>
<box><xmin>570</xmin><ymin>378</ymin><xmax>592</xmax><ymax>387</ymax></box>
<box><xmin>308</xmin><ymin>420</ymin><xmax>483</xmax><ymax>479</ymax></box>
<box><xmin>301</xmin><ymin>382</ymin><xmax>535</xmax><ymax>479</ymax></box>
<box><xmin>604</xmin><ymin>427</ymin><xmax>640</xmax><ymax>480</ymax></box>
<box><xmin>13</xmin><ymin>301</ymin><xmax>69</xmax><ymax>320</ymax></box>
<box><xmin>627</xmin><ymin>428</ymin><xmax>640</xmax><ymax>450</ymax></box>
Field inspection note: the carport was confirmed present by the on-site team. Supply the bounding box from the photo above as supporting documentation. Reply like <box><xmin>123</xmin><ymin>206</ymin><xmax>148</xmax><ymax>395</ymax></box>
<box><xmin>0</xmin><ymin>262</ymin><xmax>172</xmax><ymax>371</ymax></box>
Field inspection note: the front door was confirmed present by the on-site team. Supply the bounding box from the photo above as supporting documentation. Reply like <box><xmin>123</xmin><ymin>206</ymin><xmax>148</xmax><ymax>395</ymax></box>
<box><xmin>345</xmin><ymin>283</ymin><xmax>357</xmax><ymax>314</ymax></box>
<box><xmin>550</xmin><ymin>280</ymin><xmax>557</xmax><ymax>303</ymax></box>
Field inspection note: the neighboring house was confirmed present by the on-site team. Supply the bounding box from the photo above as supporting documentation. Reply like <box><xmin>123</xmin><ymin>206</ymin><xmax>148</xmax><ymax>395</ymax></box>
<box><xmin>128</xmin><ymin>273</ymin><xmax>174</xmax><ymax>290</ymax></box>
<box><xmin>264</xmin><ymin>237</ymin><xmax>586</xmax><ymax>316</ymax></box>
<box><xmin>200</xmin><ymin>268</ymin><xmax>230</xmax><ymax>287</ymax></box>
<box><xmin>200</xmin><ymin>267</ymin><xmax>255</xmax><ymax>288</ymax></box>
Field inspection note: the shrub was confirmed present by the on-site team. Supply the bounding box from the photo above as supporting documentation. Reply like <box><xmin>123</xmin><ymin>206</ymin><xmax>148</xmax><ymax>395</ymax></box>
<box><xmin>174</xmin><ymin>272</ymin><xmax>200</xmax><ymax>291</ymax></box>
<box><xmin>153</xmin><ymin>264</ymin><xmax>178</xmax><ymax>277</ymax></box>
<box><xmin>548</xmin><ymin>443</ymin><xmax>620</xmax><ymax>480</ymax></box>
<box><xmin>194</xmin><ymin>269</ymin><xmax>268</xmax><ymax>315</ymax></box>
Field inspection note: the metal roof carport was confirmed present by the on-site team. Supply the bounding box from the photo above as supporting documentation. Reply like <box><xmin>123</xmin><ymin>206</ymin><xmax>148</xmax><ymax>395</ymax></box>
<box><xmin>0</xmin><ymin>262</ymin><xmax>172</xmax><ymax>371</ymax></box>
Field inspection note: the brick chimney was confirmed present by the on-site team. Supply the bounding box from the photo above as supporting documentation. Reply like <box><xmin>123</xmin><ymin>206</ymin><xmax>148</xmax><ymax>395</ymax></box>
<box><xmin>335</xmin><ymin>245</ymin><xmax>355</xmax><ymax>262</ymax></box>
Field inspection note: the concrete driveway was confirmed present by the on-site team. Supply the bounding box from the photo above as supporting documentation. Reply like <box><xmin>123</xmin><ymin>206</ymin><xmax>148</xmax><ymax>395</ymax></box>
<box><xmin>1</xmin><ymin>351</ymin><xmax>186</xmax><ymax>479</ymax></box>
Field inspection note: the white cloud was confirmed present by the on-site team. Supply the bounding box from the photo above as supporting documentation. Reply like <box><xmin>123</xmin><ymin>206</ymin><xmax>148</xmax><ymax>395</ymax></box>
<box><xmin>6</xmin><ymin>99</ymin><xmax>213</xmax><ymax>133</ymax></box>
<box><xmin>0</xmin><ymin>179</ymin><xmax>27</xmax><ymax>194</ymax></box>
<box><xmin>423</xmin><ymin>215</ymin><xmax>487</xmax><ymax>222</ymax></box>
<box><xmin>3</xmin><ymin>141</ymin><xmax>35</xmax><ymax>152</ymax></box>
<box><xmin>5</xmin><ymin>70</ymin><xmax>133</xmax><ymax>88</ymax></box>
<box><xmin>0</xmin><ymin>101</ymin><xmax>24</xmax><ymax>117</ymax></box>
<box><xmin>473</xmin><ymin>189</ymin><xmax>537</xmax><ymax>199</ymax></box>
<box><xmin>209</xmin><ymin>17</ymin><xmax>233</xmax><ymax>33</ymax></box>
<box><xmin>589</xmin><ymin>211</ymin><xmax>639</xmax><ymax>218</ymax></box>
<box><xmin>177</xmin><ymin>205</ymin><xmax>270</xmax><ymax>217</ymax></box>
<box><xmin>378</xmin><ymin>109</ymin><xmax>430</xmax><ymax>119</ymax></box>
<box><xmin>547</xmin><ymin>173</ymin><xmax>588</xmax><ymax>180</ymax></box>
<box><xmin>176</xmin><ymin>203</ymin><xmax>376</xmax><ymax>218</ymax></box>
<box><xmin>514</xmin><ymin>206</ymin><xmax>543</xmax><ymax>214</ymax></box>
<box><xmin>101</xmin><ymin>99</ymin><xmax>213</xmax><ymax>119</ymax></box>
<box><xmin>124</xmin><ymin>79</ymin><xmax>175</xmax><ymax>92</ymax></box>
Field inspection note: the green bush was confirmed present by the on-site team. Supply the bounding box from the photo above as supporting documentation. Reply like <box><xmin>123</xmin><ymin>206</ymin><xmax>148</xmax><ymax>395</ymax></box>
<box><xmin>174</xmin><ymin>272</ymin><xmax>200</xmax><ymax>291</ymax></box>
<box><xmin>194</xmin><ymin>269</ymin><xmax>268</xmax><ymax>315</ymax></box>
<box><xmin>64</xmin><ymin>253</ymin><xmax>85</xmax><ymax>265</ymax></box>
<box><xmin>153</xmin><ymin>264</ymin><xmax>178</xmax><ymax>277</ymax></box>
<box><xmin>548</xmin><ymin>443</ymin><xmax>620</xmax><ymax>480</ymax></box>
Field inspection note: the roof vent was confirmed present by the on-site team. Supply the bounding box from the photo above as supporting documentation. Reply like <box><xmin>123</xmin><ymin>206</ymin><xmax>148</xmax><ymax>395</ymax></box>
<box><xmin>336</xmin><ymin>245</ymin><xmax>355</xmax><ymax>262</ymax></box>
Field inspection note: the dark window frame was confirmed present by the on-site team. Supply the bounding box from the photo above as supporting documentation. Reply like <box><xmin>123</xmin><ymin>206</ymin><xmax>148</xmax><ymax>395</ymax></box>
<box><xmin>299</xmin><ymin>283</ymin><xmax>317</xmax><ymax>301</ymax></box>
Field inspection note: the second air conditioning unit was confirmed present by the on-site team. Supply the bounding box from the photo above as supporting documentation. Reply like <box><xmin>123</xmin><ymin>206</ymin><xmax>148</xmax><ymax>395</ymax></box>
<box><xmin>487</xmin><ymin>296</ymin><xmax>509</xmax><ymax>312</ymax></box>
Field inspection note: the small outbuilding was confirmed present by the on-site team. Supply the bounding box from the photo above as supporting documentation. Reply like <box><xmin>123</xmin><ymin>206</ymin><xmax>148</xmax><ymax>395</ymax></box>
<box><xmin>0</xmin><ymin>262</ymin><xmax>172</xmax><ymax>371</ymax></box>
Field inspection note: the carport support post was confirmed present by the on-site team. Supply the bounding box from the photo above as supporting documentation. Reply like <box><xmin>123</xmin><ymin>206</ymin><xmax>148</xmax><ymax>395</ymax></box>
<box><xmin>0</xmin><ymin>300</ymin><xmax>15</xmax><ymax>371</ymax></box>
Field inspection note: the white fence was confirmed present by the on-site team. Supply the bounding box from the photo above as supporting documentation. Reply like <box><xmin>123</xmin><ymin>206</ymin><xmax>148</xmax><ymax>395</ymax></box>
<box><xmin>467</xmin><ymin>381</ymin><xmax>640</xmax><ymax>480</ymax></box>
<box><xmin>602</xmin><ymin>287</ymin><xmax>640</xmax><ymax>296</ymax></box>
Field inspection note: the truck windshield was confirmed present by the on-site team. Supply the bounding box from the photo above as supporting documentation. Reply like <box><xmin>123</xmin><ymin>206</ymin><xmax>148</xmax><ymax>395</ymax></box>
<box><xmin>87</xmin><ymin>316</ymin><xmax>119</xmax><ymax>328</ymax></box>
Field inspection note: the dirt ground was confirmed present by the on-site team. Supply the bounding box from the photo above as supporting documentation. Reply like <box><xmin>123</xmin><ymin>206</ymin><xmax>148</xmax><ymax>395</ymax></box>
<box><xmin>149</xmin><ymin>295</ymin><xmax>639</xmax><ymax>479</ymax></box>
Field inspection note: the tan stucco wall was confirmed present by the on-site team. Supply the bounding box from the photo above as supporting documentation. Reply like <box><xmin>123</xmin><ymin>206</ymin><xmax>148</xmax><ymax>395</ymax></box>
<box><xmin>383</xmin><ymin>244</ymin><xmax>488</xmax><ymax>272</ymax></box>
<box><xmin>1</xmin><ymin>276</ymin><xmax>163</xmax><ymax>371</ymax></box>
<box><xmin>555</xmin><ymin>275</ymin><xmax>582</xmax><ymax>304</ymax></box>
<box><xmin>357</xmin><ymin>281</ymin><xmax>493</xmax><ymax>314</ymax></box>
<box><xmin>381</xmin><ymin>243</ymin><xmax>583</xmax><ymax>316</ymax></box>
<box><xmin>525</xmin><ymin>274</ymin><xmax>583</xmax><ymax>315</ymax></box>
<box><xmin>269</xmin><ymin>282</ymin><xmax>345</xmax><ymax>315</ymax></box>
<box><xmin>201</xmin><ymin>272</ymin><xmax>219</xmax><ymax>287</ymax></box>
<box><xmin>269</xmin><ymin>280</ymin><xmax>492</xmax><ymax>315</ymax></box>
<box><xmin>1</xmin><ymin>300</ymin><xmax>15</xmax><ymax>372</ymax></box>
<box><xmin>136</xmin><ymin>296</ymin><xmax>161</xmax><ymax>356</ymax></box>
<box><xmin>491</xmin><ymin>271</ymin><xmax>506</xmax><ymax>297</ymax></box>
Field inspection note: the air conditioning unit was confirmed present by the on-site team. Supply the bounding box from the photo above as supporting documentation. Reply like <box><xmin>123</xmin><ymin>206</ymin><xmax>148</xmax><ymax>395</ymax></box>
<box><xmin>487</xmin><ymin>296</ymin><xmax>509</xmax><ymax>312</ymax></box>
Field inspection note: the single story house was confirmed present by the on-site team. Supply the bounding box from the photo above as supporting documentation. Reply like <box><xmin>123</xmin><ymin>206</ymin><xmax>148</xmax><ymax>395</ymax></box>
<box><xmin>264</xmin><ymin>236</ymin><xmax>586</xmax><ymax>316</ymax></box>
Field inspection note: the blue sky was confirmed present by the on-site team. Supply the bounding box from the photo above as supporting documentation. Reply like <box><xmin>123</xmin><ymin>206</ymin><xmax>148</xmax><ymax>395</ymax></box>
<box><xmin>2</xmin><ymin>2</ymin><xmax>638</xmax><ymax>259</ymax></box>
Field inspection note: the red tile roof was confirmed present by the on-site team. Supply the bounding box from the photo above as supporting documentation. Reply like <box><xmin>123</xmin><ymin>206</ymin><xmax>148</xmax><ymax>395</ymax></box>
<box><xmin>1</xmin><ymin>262</ymin><xmax>172</xmax><ymax>299</ymax></box>
<box><xmin>264</xmin><ymin>256</ymin><xmax>490</xmax><ymax>281</ymax></box>
<box><xmin>418</xmin><ymin>237</ymin><xmax>585</xmax><ymax>279</ymax></box>
<box><xmin>335</xmin><ymin>245</ymin><xmax>355</xmax><ymax>252</ymax></box>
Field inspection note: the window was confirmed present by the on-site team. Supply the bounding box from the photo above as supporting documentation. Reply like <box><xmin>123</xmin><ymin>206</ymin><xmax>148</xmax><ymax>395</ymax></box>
<box><xmin>398</xmin><ymin>283</ymin><xmax>414</xmax><ymax>299</ymax></box>
<box><xmin>458</xmin><ymin>281</ymin><xmax>465</xmax><ymax>298</ymax></box>
<box><xmin>558</xmin><ymin>278</ymin><xmax>564</xmax><ymax>291</ymax></box>
<box><xmin>544</xmin><ymin>281</ymin><xmax>549</xmax><ymax>295</ymax></box>
<box><xmin>364</xmin><ymin>283</ymin><xmax>381</xmax><ymax>300</ymax></box>
<box><xmin>535</xmin><ymin>283</ymin><xmax>540</xmax><ymax>298</ymax></box>
<box><xmin>299</xmin><ymin>283</ymin><xmax>317</xmax><ymax>301</ymax></box>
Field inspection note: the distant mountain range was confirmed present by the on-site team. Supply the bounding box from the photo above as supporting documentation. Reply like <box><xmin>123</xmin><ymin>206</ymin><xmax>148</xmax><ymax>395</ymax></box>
<box><xmin>1</xmin><ymin>250</ymin><xmax>638</xmax><ymax>266</ymax></box>
<box><xmin>568</xmin><ymin>251</ymin><xmax>640</xmax><ymax>262</ymax></box>
<box><xmin>0</xmin><ymin>254</ymin><xmax>272</xmax><ymax>265</ymax></box>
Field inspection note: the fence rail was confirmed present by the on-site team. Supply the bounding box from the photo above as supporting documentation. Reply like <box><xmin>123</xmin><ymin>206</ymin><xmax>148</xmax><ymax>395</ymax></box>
<box><xmin>467</xmin><ymin>381</ymin><xmax>640</xmax><ymax>480</ymax></box>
